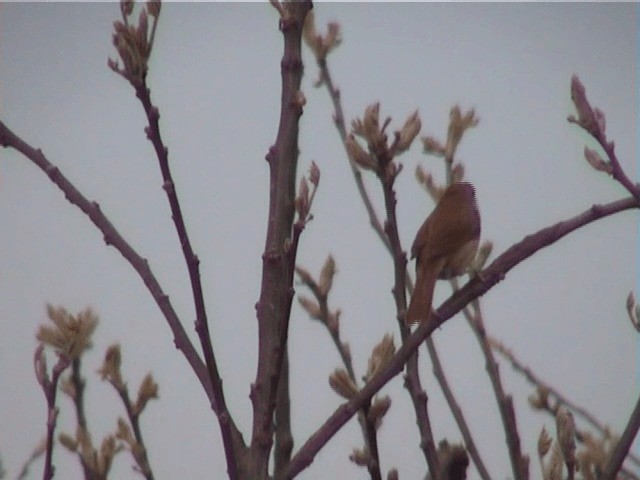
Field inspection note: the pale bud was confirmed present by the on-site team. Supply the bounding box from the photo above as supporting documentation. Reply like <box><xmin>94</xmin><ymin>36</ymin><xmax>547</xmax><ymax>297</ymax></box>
<box><xmin>34</xmin><ymin>344</ymin><xmax>48</xmax><ymax>387</ymax></box>
<box><xmin>584</xmin><ymin>146</ymin><xmax>612</xmax><ymax>174</ymax></box>
<box><xmin>294</xmin><ymin>266</ymin><xmax>315</xmax><ymax>286</ymax></box>
<box><xmin>528</xmin><ymin>386</ymin><xmax>550</xmax><ymax>410</ymax></box>
<box><xmin>363</xmin><ymin>103</ymin><xmax>381</xmax><ymax>142</ymax></box>
<box><xmin>116</xmin><ymin>417</ymin><xmax>135</xmax><ymax>444</ymax></box>
<box><xmin>349</xmin><ymin>447</ymin><xmax>372</xmax><ymax>467</ymax></box>
<box><xmin>537</xmin><ymin>427</ymin><xmax>552</xmax><ymax>458</ymax></box>
<box><xmin>366</xmin><ymin>334</ymin><xmax>395</xmax><ymax>381</ymax></box>
<box><xmin>308</xmin><ymin>160</ymin><xmax>320</xmax><ymax>186</ymax></box>
<box><xmin>346</xmin><ymin>134</ymin><xmax>377</xmax><ymax>171</ymax></box>
<box><xmin>329</xmin><ymin>368</ymin><xmax>359</xmax><ymax>399</ymax></box>
<box><xmin>98</xmin><ymin>435</ymin><xmax>117</xmax><ymax>476</ymax></box>
<box><xmin>545</xmin><ymin>444</ymin><xmax>564</xmax><ymax>480</ymax></box>
<box><xmin>298</xmin><ymin>295</ymin><xmax>322</xmax><ymax>320</ymax></box>
<box><xmin>318</xmin><ymin>255</ymin><xmax>336</xmax><ymax>296</ymax></box>
<box><xmin>98</xmin><ymin>344</ymin><xmax>124</xmax><ymax>391</ymax></box>
<box><xmin>137</xmin><ymin>9</ymin><xmax>149</xmax><ymax>48</ymax></box>
<box><xmin>555</xmin><ymin>406</ymin><xmax>576</xmax><ymax>468</ymax></box>
<box><xmin>415</xmin><ymin>166</ymin><xmax>443</xmax><ymax>201</ymax></box>
<box><xmin>387</xmin><ymin>469</ymin><xmax>398</xmax><ymax>480</ymax></box>
<box><xmin>59</xmin><ymin>432</ymin><xmax>78</xmax><ymax>452</ymax></box>
<box><xmin>133</xmin><ymin>373</ymin><xmax>159</xmax><ymax>416</ymax></box>
<box><xmin>445</xmin><ymin>105</ymin><xmax>478</xmax><ymax>162</ymax></box>
<box><xmin>422</xmin><ymin>135</ymin><xmax>446</xmax><ymax>156</ymax></box>
<box><xmin>393</xmin><ymin>110</ymin><xmax>421</xmax><ymax>155</ymax></box>
<box><xmin>569</xmin><ymin>74</ymin><xmax>597</xmax><ymax>134</ymax></box>
<box><xmin>295</xmin><ymin>177</ymin><xmax>310</xmax><ymax>219</ymax></box>
<box><xmin>368</xmin><ymin>395</ymin><xmax>391</xmax><ymax>429</ymax></box>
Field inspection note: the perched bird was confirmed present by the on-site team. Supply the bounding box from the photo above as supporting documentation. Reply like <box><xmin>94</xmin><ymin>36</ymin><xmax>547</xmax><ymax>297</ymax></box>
<box><xmin>406</xmin><ymin>182</ymin><xmax>481</xmax><ymax>325</ymax></box>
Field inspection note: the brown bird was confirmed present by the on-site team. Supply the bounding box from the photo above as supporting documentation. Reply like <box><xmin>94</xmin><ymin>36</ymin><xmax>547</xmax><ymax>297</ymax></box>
<box><xmin>406</xmin><ymin>182</ymin><xmax>481</xmax><ymax>325</ymax></box>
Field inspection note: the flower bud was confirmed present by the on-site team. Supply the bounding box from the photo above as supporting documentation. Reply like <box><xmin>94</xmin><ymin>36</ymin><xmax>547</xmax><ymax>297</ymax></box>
<box><xmin>555</xmin><ymin>406</ymin><xmax>576</xmax><ymax>468</ymax></box>
<box><xmin>584</xmin><ymin>146</ymin><xmax>612</xmax><ymax>174</ymax></box>
<box><xmin>346</xmin><ymin>135</ymin><xmax>377</xmax><ymax>171</ymax></box>
<box><xmin>329</xmin><ymin>368</ymin><xmax>358</xmax><ymax>399</ymax></box>
<box><xmin>393</xmin><ymin>110</ymin><xmax>421</xmax><ymax>155</ymax></box>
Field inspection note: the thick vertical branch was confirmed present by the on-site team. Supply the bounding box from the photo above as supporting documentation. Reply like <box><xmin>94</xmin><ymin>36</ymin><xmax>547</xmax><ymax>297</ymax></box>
<box><xmin>250</xmin><ymin>2</ymin><xmax>312</xmax><ymax>478</ymax></box>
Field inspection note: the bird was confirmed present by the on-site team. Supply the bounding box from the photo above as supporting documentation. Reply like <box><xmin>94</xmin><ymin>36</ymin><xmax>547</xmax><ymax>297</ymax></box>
<box><xmin>405</xmin><ymin>182</ymin><xmax>481</xmax><ymax>325</ymax></box>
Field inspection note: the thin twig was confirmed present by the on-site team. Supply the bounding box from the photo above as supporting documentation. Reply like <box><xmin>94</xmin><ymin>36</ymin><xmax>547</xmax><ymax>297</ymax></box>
<box><xmin>424</xmin><ymin>335</ymin><xmax>493</xmax><ymax>480</ymax></box>
<box><xmin>67</xmin><ymin>358</ymin><xmax>95</xmax><ymax>479</ymax></box>
<box><xmin>315</xmin><ymin>52</ymin><xmax>441</xmax><ymax>480</ymax></box>
<box><xmin>113</xmin><ymin>383</ymin><xmax>155</xmax><ymax>480</ymax></box>
<box><xmin>297</xmin><ymin>267</ymin><xmax>383</xmax><ymax>480</ymax></box>
<box><xmin>283</xmin><ymin>195</ymin><xmax>639</xmax><ymax>478</ymax></box>
<box><xmin>490</xmin><ymin>336</ymin><xmax>640</xmax><ymax>471</ymax></box>
<box><xmin>40</xmin><ymin>355</ymin><xmax>70</xmax><ymax>480</ymax></box>
<box><xmin>466</xmin><ymin>296</ymin><xmax>529</xmax><ymax>480</ymax></box>
<box><xmin>132</xmin><ymin>78</ymin><xmax>239</xmax><ymax>479</ymax></box>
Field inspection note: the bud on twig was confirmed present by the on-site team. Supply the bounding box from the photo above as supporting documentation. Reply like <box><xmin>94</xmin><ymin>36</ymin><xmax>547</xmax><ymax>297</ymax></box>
<box><xmin>537</xmin><ymin>426</ymin><xmax>552</xmax><ymax>458</ymax></box>
<box><xmin>349</xmin><ymin>447</ymin><xmax>372</xmax><ymax>467</ymax></box>
<box><xmin>392</xmin><ymin>110</ymin><xmax>421</xmax><ymax>155</ymax></box>
<box><xmin>309</xmin><ymin>160</ymin><xmax>321</xmax><ymax>186</ymax></box>
<box><xmin>133</xmin><ymin>373</ymin><xmax>159</xmax><ymax>416</ymax></box>
<box><xmin>318</xmin><ymin>255</ymin><xmax>336</xmax><ymax>296</ymax></box>
<box><xmin>568</xmin><ymin>74</ymin><xmax>598</xmax><ymax>135</ymax></box>
<box><xmin>346</xmin><ymin>135</ymin><xmax>377</xmax><ymax>171</ymax></box>
<box><xmin>365</xmin><ymin>334</ymin><xmax>395</xmax><ymax>381</ymax></box>
<box><xmin>627</xmin><ymin>292</ymin><xmax>640</xmax><ymax>332</ymax></box>
<box><xmin>445</xmin><ymin>106</ymin><xmax>479</xmax><ymax>162</ymax></box>
<box><xmin>295</xmin><ymin>177</ymin><xmax>310</xmax><ymax>219</ymax></box>
<box><xmin>368</xmin><ymin>395</ymin><xmax>391</xmax><ymax>429</ymax></box>
<box><xmin>555</xmin><ymin>406</ymin><xmax>576</xmax><ymax>472</ymax></box>
<box><xmin>584</xmin><ymin>146</ymin><xmax>612</xmax><ymax>174</ymax></box>
<box><xmin>422</xmin><ymin>135</ymin><xmax>446</xmax><ymax>157</ymax></box>
<box><xmin>298</xmin><ymin>295</ymin><xmax>322</xmax><ymax>320</ymax></box>
<box><xmin>329</xmin><ymin>368</ymin><xmax>359</xmax><ymax>399</ymax></box>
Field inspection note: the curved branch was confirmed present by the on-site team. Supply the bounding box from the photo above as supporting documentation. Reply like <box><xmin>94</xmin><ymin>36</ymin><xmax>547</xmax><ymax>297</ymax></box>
<box><xmin>0</xmin><ymin>120</ymin><xmax>246</xmax><ymax>456</ymax></box>
<box><xmin>283</xmin><ymin>195</ymin><xmax>639</xmax><ymax>478</ymax></box>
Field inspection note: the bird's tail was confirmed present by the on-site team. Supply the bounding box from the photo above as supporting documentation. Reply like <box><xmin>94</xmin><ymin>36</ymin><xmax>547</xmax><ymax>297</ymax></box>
<box><xmin>406</xmin><ymin>263</ymin><xmax>438</xmax><ymax>325</ymax></box>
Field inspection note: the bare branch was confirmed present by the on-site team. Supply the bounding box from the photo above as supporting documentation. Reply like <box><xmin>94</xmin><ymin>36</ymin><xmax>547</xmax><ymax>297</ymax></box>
<box><xmin>601</xmin><ymin>391</ymin><xmax>640</xmax><ymax>479</ymax></box>
<box><xmin>466</xmin><ymin>297</ymin><xmax>529</xmax><ymax>480</ymax></box>
<box><xmin>491</xmin><ymin>336</ymin><xmax>640</xmax><ymax>472</ymax></box>
<box><xmin>0</xmin><ymin>120</ymin><xmax>247</xmax><ymax>461</ymax></box>
<box><xmin>250</xmin><ymin>3</ymin><xmax>312</xmax><ymax>478</ymax></box>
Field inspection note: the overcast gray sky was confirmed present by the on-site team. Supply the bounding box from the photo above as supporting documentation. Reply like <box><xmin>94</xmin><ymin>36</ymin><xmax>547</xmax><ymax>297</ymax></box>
<box><xmin>1</xmin><ymin>2</ymin><xmax>638</xmax><ymax>479</ymax></box>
